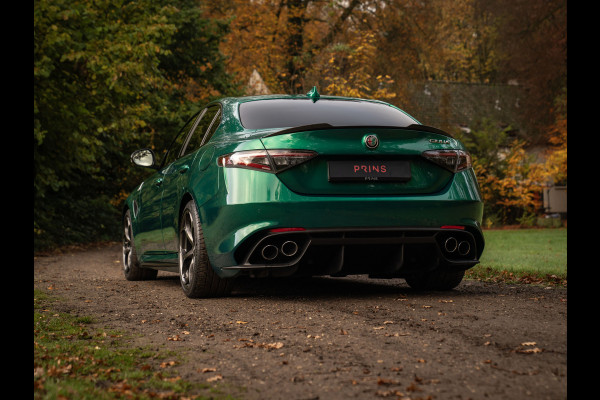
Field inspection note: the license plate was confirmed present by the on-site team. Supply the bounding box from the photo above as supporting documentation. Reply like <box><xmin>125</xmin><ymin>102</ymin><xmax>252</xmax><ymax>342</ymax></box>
<box><xmin>328</xmin><ymin>160</ymin><xmax>411</xmax><ymax>182</ymax></box>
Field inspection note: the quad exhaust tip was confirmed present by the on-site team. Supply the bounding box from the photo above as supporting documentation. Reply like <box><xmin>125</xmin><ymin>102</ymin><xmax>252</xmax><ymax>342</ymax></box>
<box><xmin>458</xmin><ymin>240</ymin><xmax>470</xmax><ymax>256</ymax></box>
<box><xmin>261</xmin><ymin>241</ymin><xmax>299</xmax><ymax>260</ymax></box>
<box><xmin>281</xmin><ymin>241</ymin><xmax>299</xmax><ymax>257</ymax></box>
<box><xmin>261</xmin><ymin>244</ymin><xmax>279</xmax><ymax>260</ymax></box>
<box><xmin>444</xmin><ymin>236</ymin><xmax>471</xmax><ymax>257</ymax></box>
<box><xmin>444</xmin><ymin>237</ymin><xmax>458</xmax><ymax>253</ymax></box>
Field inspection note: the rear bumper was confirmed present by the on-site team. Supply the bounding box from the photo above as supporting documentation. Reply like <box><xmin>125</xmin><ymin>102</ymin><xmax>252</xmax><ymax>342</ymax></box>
<box><xmin>224</xmin><ymin>226</ymin><xmax>483</xmax><ymax>278</ymax></box>
<box><xmin>196</xmin><ymin>167</ymin><xmax>484</xmax><ymax>278</ymax></box>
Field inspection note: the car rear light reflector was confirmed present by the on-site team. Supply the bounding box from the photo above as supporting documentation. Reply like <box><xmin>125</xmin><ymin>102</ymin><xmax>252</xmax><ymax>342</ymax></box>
<box><xmin>218</xmin><ymin>149</ymin><xmax>317</xmax><ymax>172</ymax></box>
<box><xmin>422</xmin><ymin>150</ymin><xmax>472</xmax><ymax>172</ymax></box>
<box><xmin>441</xmin><ymin>225</ymin><xmax>465</xmax><ymax>230</ymax></box>
<box><xmin>269</xmin><ymin>227</ymin><xmax>306</xmax><ymax>233</ymax></box>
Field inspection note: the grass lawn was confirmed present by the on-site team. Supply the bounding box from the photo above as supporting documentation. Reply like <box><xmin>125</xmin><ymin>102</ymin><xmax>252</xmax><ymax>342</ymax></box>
<box><xmin>466</xmin><ymin>228</ymin><xmax>567</xmax><ymax>285</ymax></box>
<box><xmin>34</xmin><ymin>290</ymin><xmax>234</xmax><ymax>400</ymax></box>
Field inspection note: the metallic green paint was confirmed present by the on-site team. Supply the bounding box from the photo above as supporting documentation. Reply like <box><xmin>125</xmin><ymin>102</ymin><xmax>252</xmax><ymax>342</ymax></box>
<box><xmin>125</xmin><ymin>94</ymin><xmax>484</xmax><ymax>281</ymax></box>
<box><xmin>199</xmin><ymin>166</ymin><xmax>482</xmax><ymax>275</ymax></box>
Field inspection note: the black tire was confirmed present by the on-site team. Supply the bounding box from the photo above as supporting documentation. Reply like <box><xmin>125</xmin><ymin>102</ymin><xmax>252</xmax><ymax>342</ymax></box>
<box><xmin>179</xmin><ymin>200</ymin><xmax>233</xmax><ymax>298</ymax></box>
<box><xmin>405</xmin><ymin>269</ymin><xmax>465</xmax><ymax>291</ymax></box>
<box><xmin>122</xmin><ymin>209</ymin><xmax>158</xmax><ymax>281</ymax></box>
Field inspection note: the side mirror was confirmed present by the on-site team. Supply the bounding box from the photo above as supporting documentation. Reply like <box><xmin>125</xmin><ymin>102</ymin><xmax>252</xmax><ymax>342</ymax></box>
<box><xmin>131</xmin><ymin>148</ymin><xmax>157</xmax><ymax>169</ymax></box>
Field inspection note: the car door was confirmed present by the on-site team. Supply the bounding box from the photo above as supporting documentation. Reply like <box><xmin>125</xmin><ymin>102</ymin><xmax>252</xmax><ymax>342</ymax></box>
<box><xmin>134</xmin><ymin>170</ymin><xmax>167</xmax><ymax>257</ymax></box>
<box><xmin>160</xmin><ymin>105</ymin><xmax>221</xmax><ymax>251</ymax></box>
<box><xmin>134</xmin><ymin>112</ymin><xmax>201</xmax><ymax>257</ymax></box>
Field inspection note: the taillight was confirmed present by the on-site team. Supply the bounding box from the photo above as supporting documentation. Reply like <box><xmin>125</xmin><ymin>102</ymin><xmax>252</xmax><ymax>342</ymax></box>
<box><xmin>422</xmin><ymin>150</ymin><xmax>472</xmax><ymax>172</ymax></box>
<box><xmin>218</xmin><ymin>149</ymin><xmax>317</xmax><ymax>173</ymax></box>
<box><xmin>218</xmin><ymin>150</ymin><xmax>272</xmax><ymax>171</ymax></box>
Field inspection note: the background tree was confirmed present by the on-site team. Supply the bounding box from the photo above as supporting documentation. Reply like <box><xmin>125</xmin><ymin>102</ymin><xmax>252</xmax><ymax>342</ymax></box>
<box><xmin>34</xmin><ymin>0</ymin><xmax>566</xmax><ymax>249</ymax></box>
<box><xmin>481</xmin><ymin>0</ymin><xmax>567</xmax><ymax>142</ymax></box>
<box><xmin>205</xmin><ymin>0</ymin><xmax>363</xmax><ymax>95</ymax></box>
<box><xmin>544</xmin><ymin>89</ymin><xmax>567</xmax><ymax>186</ymax></box>
<box><xmin>34</xmin><ymin>0</ymin><xmax>238</xmax><ymax>250</ymax></box>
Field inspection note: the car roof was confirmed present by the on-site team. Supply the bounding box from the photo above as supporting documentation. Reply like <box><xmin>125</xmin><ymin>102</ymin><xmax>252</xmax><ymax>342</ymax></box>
<box><xmin>214</xmin><ymin>93</ymin><xmax>394</xmax><ymax>107</ymax></box>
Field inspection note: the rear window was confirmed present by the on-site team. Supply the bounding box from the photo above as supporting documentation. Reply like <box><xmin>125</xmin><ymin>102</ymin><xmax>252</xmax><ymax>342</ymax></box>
<box><xmin>239</xmin><ymin>99</ymin><xmax>418</xmax><ymax>130</ymax></box>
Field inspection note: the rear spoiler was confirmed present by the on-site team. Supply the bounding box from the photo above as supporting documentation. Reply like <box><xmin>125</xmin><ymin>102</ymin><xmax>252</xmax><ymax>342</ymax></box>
<box><xmin>262</xmin><ymin>123</ymin><xmax>453</xmax><ymax>138</ymax></box>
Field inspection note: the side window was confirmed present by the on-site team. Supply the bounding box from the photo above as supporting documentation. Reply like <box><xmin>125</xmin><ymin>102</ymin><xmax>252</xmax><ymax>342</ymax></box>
<box><xmin>181</xmin><ymin>105</ymin><xmax>220</xmax><ymax>156</ymax></box>
<box><xmin>202</xmin><ymin>109</ymin><xmax>221</xmax><ymax>145</ymax></box>
<box><xmin>162</xmin><ymin>112</ymin><xmax>202</xmax><ymax>167</ymax></box>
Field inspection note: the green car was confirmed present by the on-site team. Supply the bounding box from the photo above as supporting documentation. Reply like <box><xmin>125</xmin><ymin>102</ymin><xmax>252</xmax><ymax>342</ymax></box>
<box><xmin>123</xmin><ymin>89</ymin><xmax>484</xmax><ymax>298</ymax></box>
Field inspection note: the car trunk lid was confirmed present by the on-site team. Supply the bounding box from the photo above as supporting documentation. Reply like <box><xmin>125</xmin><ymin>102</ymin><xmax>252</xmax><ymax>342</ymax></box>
<box><xmin>260</xmin><ymin>126</ymin><xmax>456</xmax><ymax>196</ymax></box>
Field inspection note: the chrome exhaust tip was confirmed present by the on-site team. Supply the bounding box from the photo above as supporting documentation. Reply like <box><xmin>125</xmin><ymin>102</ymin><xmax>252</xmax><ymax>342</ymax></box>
<box><xmin>281</xmin><ymin>241</ymin><xmax>299</xmax><ymax>257</ymax></box>
<box><xmin>261</xmin><ymin>244</ymin><xmax>279</xmax><ymax>260</ymax></box>
<box><xmin>458</xmin><ymin>240</ymin><xmax>471</xmax><ymax>256</ymax></box>
<box><xmin>444</xmin><ymin>237</ymin><xmax>458</xmax><ymax>253</ymax></box>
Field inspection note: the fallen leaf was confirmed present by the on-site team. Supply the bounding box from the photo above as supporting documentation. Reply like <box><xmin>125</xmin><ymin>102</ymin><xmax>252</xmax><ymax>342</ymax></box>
<box><xmin>200</xmin><ymin>367</ymin><xmax>216</xmax><ymax>373</ymax></box>
<box><xmin>521</xmin><ymin>341</ymin><xmax>537</xmax><ymax>346</ymax></box>
<box><xmin>517</xmin><ymin>347</ymin><xmax>543</xmax><ymax>354</ymax></box>
<box><xmin>233</xmin><ymin>340</ymin><xmax>284</xmax><ymax>350</ymax></box>
<box><xmin>377</xmin><ymin>377</ymin><xmax>399</xmax><ymax>385</ymax></box>
<box><xmin>376</xmin><ymin>389</ymin><xmax>404</xmax><ymax>397</ymax></box>
<box><xmin>236</xmin><ymin>321</ymin><xmax>248</xmax><ymax>324</ymax></box>
<box><xmin>206</xmin><ymin>374</ymin><xmax>223</xmax><ymax>382</ymax></box>
<box><xmin>160</xmin><ymin>361</ymin><xmax>176</xmax><ymax>368</ymax></box>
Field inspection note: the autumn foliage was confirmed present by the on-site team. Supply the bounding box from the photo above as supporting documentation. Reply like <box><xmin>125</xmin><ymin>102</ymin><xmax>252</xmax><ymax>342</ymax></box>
<box><xmin>34</xmin><ymin>0</ymin><xmax>566</xmax><ymax>249</ymax></box>
<box><xmin>205</xmin><ymin>0</ymin><xmax>565</xmax><ymax>226</ymax></box>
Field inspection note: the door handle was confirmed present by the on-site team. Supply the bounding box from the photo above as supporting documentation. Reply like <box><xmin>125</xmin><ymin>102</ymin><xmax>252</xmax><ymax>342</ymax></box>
<box><xmin>178</xmin><ymin>165</ymin><xmax>190</xmax><ymax>174</ymax></box>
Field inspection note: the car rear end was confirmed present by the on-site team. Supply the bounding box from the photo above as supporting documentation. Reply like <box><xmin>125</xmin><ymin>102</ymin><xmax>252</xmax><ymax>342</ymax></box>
<box><xmin>199</xmin><ymin>96</ymin><xmax>484</xmax><ymax>282</ymax></box>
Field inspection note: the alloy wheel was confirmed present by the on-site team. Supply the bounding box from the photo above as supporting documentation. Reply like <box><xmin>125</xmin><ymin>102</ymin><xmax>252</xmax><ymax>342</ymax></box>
<box><xmin>122</xmin><ymin>211</ymin><xmax>133</xmax><ymax>275</ymax></box>
<box><xmin>179</xmin><ymin>208</ymin><xmax>196</xmax><ymax>288</ymax></box>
